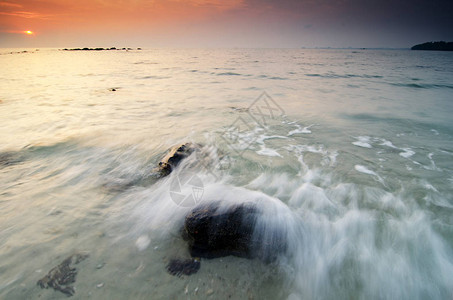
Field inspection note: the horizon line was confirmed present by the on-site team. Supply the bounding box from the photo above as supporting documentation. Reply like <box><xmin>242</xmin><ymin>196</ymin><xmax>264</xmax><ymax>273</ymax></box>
<box><xmin>0</xmin><ymin>46</ymin><xmax>412</xmax><ymax>50</ymax></box>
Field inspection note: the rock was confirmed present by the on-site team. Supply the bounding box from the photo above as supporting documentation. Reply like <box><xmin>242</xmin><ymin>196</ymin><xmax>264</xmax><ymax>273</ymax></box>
<box><xmin>166</xmin><ymin>258</ymin><xmax>201</xmax><ymax>277</ymax></box>
<box><xmin>184</xmin><ymin>202</ymin><xmax>258</xmax><ymax>259</ymax></box>
<box><xmin>62</xmin><ymin>47</ymin><xmax>134</xmax><ymax>51</ymax></box>
<box><xmin>101</xmin><ymin>142</ymin><xmax>202</xmax><ymax>192</ymax></box>
<box><xmin>156</xmin><ymin>142</ymin><xmax>199</xmax><ymax>177</ymax></box>
<box><xmin>37</xmin><ymin>253</ymin><xmax>89</xmax><ymax>297</ymax></box>
<box><xmin>229</xmin><ymin>106</ymin><xmax>249</xmax><ymax>113</ymax></box>
<box><xmin>96</xmin><ymin>263</ymin><xmax>105</xmax><ymax>269</ymax></box>
<box><xmin>0</xmin><ymin>151</ymin><xmax>24</xmax><ymax>168</ymax></box>
<box><xmin>206</xmin><ymin>289</ymin><xmax>214</xmax><ymax>296</ymax></box>
<box><xmin>183</xmin><ymin>202</ymin><xmax>286</xmax><ymax>262</ymax></box>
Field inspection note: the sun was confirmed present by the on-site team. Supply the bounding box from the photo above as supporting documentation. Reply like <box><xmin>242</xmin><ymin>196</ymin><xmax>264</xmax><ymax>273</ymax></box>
<box><xmin>24</xmin><ymin>30</ymin><xmax>34</xmax><ymax>35</ymax></box>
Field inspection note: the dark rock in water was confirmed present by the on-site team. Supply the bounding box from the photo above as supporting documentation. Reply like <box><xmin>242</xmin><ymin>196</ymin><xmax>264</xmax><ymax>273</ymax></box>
<box><xmin>62</xmin><ymin>47</ymin><xmax>134</xmax><ymax>51</ymax></box>
<box><xmin>156</xmin><ymin>142</ymin><xmax>198</xmax><ymax>177</ymax></box>
<box><xmin>100</xmin><ymin>142</ymin><xmax>201</xmax><ymax>192</ymax></box>
<box><xmin>184</xmin><ymin>202</ymin><xmax>257</xmax><ymax>259</ymax></box>
<box><xmin>37</xmin><ymin>253</ymin><xmax>89</xmax><ymax>297</ymax></box>
<box><xmin>229</xmin><ymin>106</ymin><xmax>249</xmax><ymax>113</ymax></box>
<box><xmin>0</xmin><ymin>151</ymin><xmax>25</xmax><ymax>168</ymax></box>
<box><xmin>166</xmin><ymin>258</ymin><xmax>201</xmax><ymax>277</ymax></box>
<box><xmin>183</xmin><ymin>202</ymin><xmax>286</xmax><ymax>262</ymax></box>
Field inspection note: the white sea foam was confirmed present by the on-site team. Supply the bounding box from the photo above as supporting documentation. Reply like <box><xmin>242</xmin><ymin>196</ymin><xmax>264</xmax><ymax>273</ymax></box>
<box><xmin>256</xmin><ymin>146</ymin><xmax>282</xmax><ymax>157</ymax></box>
<box><xmin>289</xmin><ymin>182</ymin><xmax>336</xmax><ymax>214</ymax></box>
<box><xmin>380</xmin><ymin>139</ymin><xmax>398</xmax><ymax>148</ymax></box>
<box><xmin>135</xmin><ymin>235</ymin><xmax>151</xmax><ymax>251</ymax></box>
<box><xmin>354</xmin><ymin>165</ymin><xmax>386</xmax><ymax>186</ymax></box>
<box><xmin>352</xmin><ymin>136</ymin><xmax>372</xmax><ymax>148</ymax></box>
<box><xmin>399</xmin><ymin>148</ymin><xmax>415</xmax><ymax>158</ymax></box>
<box><xmin>355</xmin><ymin>165</ymin><xmax>378</xmax><ymax>176</ymax></box>
<box><xmin>423</xmin><ymin>181</ymin><xmax>439</xmax><ymax>192</ymax></box>
<box><xmin>352</xmin><ymin>141</ymin><xmax>372</xmax><ymax>148</ymax></box>
<box><xmin>424</xmin><ymin>153</ymin><xmax>441</xmax><ymax>171</ymax></box>
<box><xmin>326</xmin><ymin>151</ymin><xmax>338</xmax><ymax>167</ymax></box>
<box><xmin>256</xmin><ymin>134</ymin><xmax>288</xmax><ymax>144</ymax></box>
<box><xmin>288</xmin><ymin>124</ymin><xmax>314</xmax><ymax>136</ymax></box>
<box><xmin>354</xmin><ymin>137</ymin><xmax>418</xmax><ymax>162</ymax></box>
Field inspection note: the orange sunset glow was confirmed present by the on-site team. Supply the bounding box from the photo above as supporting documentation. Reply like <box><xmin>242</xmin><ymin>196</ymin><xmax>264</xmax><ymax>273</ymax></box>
<box><xmin>0</xmin><ymin>0</ymin><xmax>452</xmax><ymax>48</ymax></box>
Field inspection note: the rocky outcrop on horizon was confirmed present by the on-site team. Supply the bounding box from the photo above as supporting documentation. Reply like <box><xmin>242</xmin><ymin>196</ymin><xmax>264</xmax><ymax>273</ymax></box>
<box><xmin>411</xmin><ymin>41</ymin><xmax>453</xmax><ymax>51</ymax></box>
<box><xmin>61</xmin><ymin>47</ymin><xmax>141</xmax><ymax>51</ymax></box>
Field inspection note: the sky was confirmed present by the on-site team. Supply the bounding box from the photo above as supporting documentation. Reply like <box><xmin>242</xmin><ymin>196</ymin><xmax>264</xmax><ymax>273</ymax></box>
<box><xmin>0</xmin><ymin>0</ymin><xmax>452</xmax><ymax>48</ymax></box>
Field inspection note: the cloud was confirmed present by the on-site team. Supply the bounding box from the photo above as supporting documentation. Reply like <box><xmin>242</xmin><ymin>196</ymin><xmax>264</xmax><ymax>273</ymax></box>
<box><xmin>0</xmin><ymin>29</ymin><xmax>28</xmax><ymax>33</ymax></box>
<box><xmin>0</xmin><ymin>1</ymin><xmax>22</xmax><ymax>7</ymax></box>
<box><xmin>188</xmin><ymin>0</ymin><xmax>244</xmax><ymax>10</ymax></box>
<box><xmin>0</xmin><ymin>10</ymin><xmax>52</xmax><ymax>19</ymax></box>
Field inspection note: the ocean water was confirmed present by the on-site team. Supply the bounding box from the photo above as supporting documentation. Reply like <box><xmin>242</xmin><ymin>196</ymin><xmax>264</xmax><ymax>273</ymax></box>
<box><xmin>0</xmin><ymin>48</ymin><xmax>452</xmax><ymax>299</ymax></box>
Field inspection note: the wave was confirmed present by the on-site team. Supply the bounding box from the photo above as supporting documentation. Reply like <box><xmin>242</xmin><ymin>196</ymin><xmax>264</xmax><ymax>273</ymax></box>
<box><xmin>217</xmin><ymin>72</ymin><xmax>242</xmax><ymax>76</ymax></box>
<box><xmin>257</xmin><ymin>75</ymin><xmax>289</xmax><ymax>80</ymax></box>
<box><xmin>138</xmin><ymin>75</ymin><xmax>171</xmax><ymax>80</ymax></box>
<box><xmin>305</xmin><ymin>73</ymin><xmax>383</xmax><ymax>79</ymax></box>
<box><xmin>342</xmin><ymin>113</ymin><xmax>453</xmax><ymax>135</ymax></box>
<box><xmin>390</xmin><ymin>82</ymin><xmax>453</xmax><ymax>89</ymax></box>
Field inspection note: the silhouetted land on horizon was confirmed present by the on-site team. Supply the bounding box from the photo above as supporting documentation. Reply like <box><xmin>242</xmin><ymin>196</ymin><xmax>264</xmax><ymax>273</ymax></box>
<box><xmin>411</xmin><ymin>41</ymin><xmax>453</xmax><ymax>51</ymax></box>
<box><xmin>61</xmin><ymin>47</ymin><xmax>141</xmax><ymax>51</ymax></box>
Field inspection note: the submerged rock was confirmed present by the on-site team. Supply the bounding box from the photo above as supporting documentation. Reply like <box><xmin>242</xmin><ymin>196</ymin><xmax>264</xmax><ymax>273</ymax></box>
<box><xmin>183</xmin><ymin>202</ymin><xmax>287</xmax><ymax>262</ymax></box>
<box><xmin>166</xmin><ymin>258</ymin><xmax>201</xmax><ymax>277</ymax></box>
<box><xmin>37</xmin><ymin>253</ymin><xmax>89</xmax><ymax>297</ymax></box>
<box><xmin>0</xmin><ymin>151</ymin><xmax>24</xmax><ymax>168</ymax></box>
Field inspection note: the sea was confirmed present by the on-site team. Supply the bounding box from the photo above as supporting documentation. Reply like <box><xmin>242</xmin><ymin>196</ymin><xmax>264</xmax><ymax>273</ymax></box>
<box><xmin>0</xmin><ymin>48</ymin><xmax>452</xmax><ymax>299</ymax></box>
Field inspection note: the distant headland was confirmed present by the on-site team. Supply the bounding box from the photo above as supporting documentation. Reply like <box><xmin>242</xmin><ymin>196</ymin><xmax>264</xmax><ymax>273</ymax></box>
<box><xmin>61</xmin><ymin>47</ymin><xmax>142</xmax><ymax>51</ymax></box>
<box><xmin>411</xmin><ymin>41</ymin><xmax>453</xmax><ymax>51</ymax></box>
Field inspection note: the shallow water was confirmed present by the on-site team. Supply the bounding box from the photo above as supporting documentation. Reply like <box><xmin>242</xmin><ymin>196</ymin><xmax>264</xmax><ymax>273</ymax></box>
<box><xmin>1</xmin><ymin>48</ymin><xmax>452</xmax><ymax>299</ymax></box>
